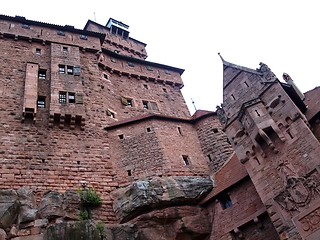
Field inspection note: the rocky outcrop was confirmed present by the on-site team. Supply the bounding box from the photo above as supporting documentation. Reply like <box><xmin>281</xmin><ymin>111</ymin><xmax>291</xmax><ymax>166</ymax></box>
<box><xmin>112</xmin><ymin>176</ymin><xmax>213</xmax><ymax>222</ymax></box>
<box><xmin>0</xmin><ymin>190</ymin><xmax>20</xmax><ymax>229</ymax></box>
<box><xmin>38</xmin><ymin>191</ymin><xmax>64</xmax><ymax>220</ymax></box>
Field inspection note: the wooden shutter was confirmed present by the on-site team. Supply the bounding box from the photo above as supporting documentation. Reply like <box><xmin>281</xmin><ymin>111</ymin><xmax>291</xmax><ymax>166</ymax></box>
<box><xmin>121</xmin><ymin>96</ymin><xmax>128</xmax><ymax>106</ymax></box>
<box><xmin>75</xmin><ymin>93</ymin><xmax>83</xmax><ymax>104</ymax></box>
<box><xmin>150</xmin><ymin>102</ymin><xmax>158</xmax><ymax>111</ymax></box>
<box><xmin>74</xmin><ymin>66</ymin><xmax>81</xmax><ymax>76</ymax></box>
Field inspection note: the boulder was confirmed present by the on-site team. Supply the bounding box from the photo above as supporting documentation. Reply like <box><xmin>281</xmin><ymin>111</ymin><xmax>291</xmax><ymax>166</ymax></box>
<box><xmin>17</xmin><ymin>188</ymin><xmax>37</xmax><ymax>224</ymax></box>
<box><xmin>0</xmin><ymin>228</ymin><xmax>7</xmax><ymax>240</ymax></box>
<box><xmin>63</xmin><ymin>190</ymin><xmax>81</xmax><ymax>220</ymax></box>
<box><xmin>38</xmin><ymin>191</ymin><xmax>63</xmax><ymax>220</ymax></box>
<box><xmin>0</xmin><ymin>190</ymin><xmax>20</xmax><ymax>229</ymax></box>
<box><xmin>112</xmin><ymin>176</ymin><xmax>213</xmax><ymax>222</ymax></box>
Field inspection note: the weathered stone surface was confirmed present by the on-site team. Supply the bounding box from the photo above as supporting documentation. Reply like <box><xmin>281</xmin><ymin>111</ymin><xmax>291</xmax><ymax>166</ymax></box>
<box><xmin>112</xmin><ymin>176</ymin><xmax>213</xmax><ymax>222</ymax></box>
<box><xmin>0</xmin><ymin>190</ymin><xmax>20</xmax><ymax>229</ymax></box>
<box><xmin>38</xmin><ymin>191</ymin><xmax>63</xmax><ymax>220</ymax></box>
<box><xmin>11</xmin><ymin>234</ymin><xmax>43</xmax><ymax>240</ymax></box>
<box><xmin>17</xmin><ymin>188</ymin><xmax>37</xmax><ymax>224</ymax></box>
<box><xmin>0</xmin><ymin>228</ymin><xmax>7</xmax><ymax>240</ymax></box>
<box><xmin>63</xmin><ymin>190</ymin><xmax>81</xmax><ymax>220</ymax></box>
<box><xmin>44</xmin><ymin>220</ymin><xmax>100</xmax><ymax>240</ymax></box>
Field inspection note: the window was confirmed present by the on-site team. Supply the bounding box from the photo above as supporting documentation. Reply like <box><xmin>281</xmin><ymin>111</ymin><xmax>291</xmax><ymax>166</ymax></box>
<box><xmin>163</xmin><ymin>88</ymin><xmax>167</xmax><ymax>93</ymax></box>
<box><xmin>37</xmin><ymin>96</ymin><xmax>46</xmax><ymax>108</ymax></box>
<box><xmin>68</xmin><ymin>92</ymin><xmax>75</xmax><ymax>103</ymax></box>
<box><xmin>63</xmin><ymin>46</ymin><xmax>68</xmax><ymax>53</ymax></box>
<box><xmin>182</xmin><ymin>155</ymin><xmax>190</xmax><ymax>166</ymax></box>
<box><xmin>74</xmin><ymin>66</ymin><xmax>81</xmax><ymax>76</ymax></box>
<box><xmin>59</xmin><ymin>92</ymin><xmax>67</xmax><ymax>104</ymax></box>
<box><xmin>207</xmin><ymin>154</ymin><xmax>212</xmax><ymax>162</ymax></box>
<box><xmin>38</xmin><ymin>69</ymin><xmax>46</xmax><ymax>80</ymax></box>
<box><xmin>177</xmin><ymin>126</ymin><xmax>182</xmax><ymax>135</ymax></box>
<box><xmin>142</xmin><ymin>101</ymin><xmax>149</xmax><ymax>109</ymax></box>
<box><xmin>75</xmin><ymin>93</ymin><xmax>84</xmax><ymax>104</ymax></box>
<box><xmin>146</xmin><ymin>66</ymin><xmax>153</xmax><ymax>71</ymax></box>
<box><xmin>80</xmin><ymin>35</ymin><xmax>88</xmax><ymax>40</ymax></box>
<box><xmin>111</xmin><ymin>58</ymin><xmax>116</xmax><ymax>63</ymax></box>
<box><xmin>106</xmin><ymin>109</ymin><xmax>115</xmax><ymax>118</ymax></box>
<box><xmin>21</xmin><ymin>24</ymin><xmax>30</xmax><ymax>29</ymax></box>
<box><xmin>128</xmin><ymin>62</ymin><xmax>134</xmax><ymax>67</ymax></box>
<box><xmin>104</xmin><ymin>74</ymin><xmax>109</xmax><ymax>79</ymax></box>
<box><xmin>59</xmin><ymin>64</ymin><xmax>65</xmax><ymax>74</ymax></box>
<box><xmin>35</xmin><ymin>48</ymin><xmax>41</xmax><ymax>55</ymax></box>
<box><xmin>67</xmin><ymin>66</ymin><xmax>74</xmax><ymax>75</ymax></box>
<box><xmin>165</xmin><ymin>70</ymin><xmax>171</xmax><ymax>75</ymax></box>
<box><xmin>121</xmin><ymin>96</ymin><xmax>133</xmax><ymax>107</ymax></box>
<box><xmin>127</xmin><ymin>170</ymin><xmax>132</xmax><ymax>176</ymax></box>
<box><xmin>57</xmin><ymin>31</ymin><xmax>65</xmax><ymax>36</ymax></box>
<box><xmin>143</xmin><ymin>84</ymin><xmax>148</xmax><ymax>89</ymax></box>
<box><xmin>150</xmin><ymin>102</ymin><xmax>159</xmax><ymax>111</ymax></box>
<box><xmin>213</xmin><ymin>128</ymin><xmax>218</xmax><ymax>133</ymax></box>
<box><xmin>146</xmin><ymin>127</ymin><xmax>151</xmax><ymax>133</ymax></box>
<box><xmin>219</xmin><ymin>194</ymin><xmax>233</xmax><ymax>209</ymax></box>
<box><xmin>118</xmin><ymin>134</ymin><xmax>124</xmax><ymax>140</ymax></box>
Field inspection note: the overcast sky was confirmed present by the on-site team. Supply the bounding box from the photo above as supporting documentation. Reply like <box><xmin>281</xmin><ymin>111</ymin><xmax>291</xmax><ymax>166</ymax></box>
<box><xmin>2</xmin><ymin>1</ymin><xmax>319</xmax><ymax>114</ymax></box>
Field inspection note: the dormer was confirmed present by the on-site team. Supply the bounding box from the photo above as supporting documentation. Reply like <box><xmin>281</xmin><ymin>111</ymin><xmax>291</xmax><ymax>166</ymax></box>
<box><xmin>106</xmin><ymin>18</ymin><xmax>129</xmax><ymax>39</ymax></box>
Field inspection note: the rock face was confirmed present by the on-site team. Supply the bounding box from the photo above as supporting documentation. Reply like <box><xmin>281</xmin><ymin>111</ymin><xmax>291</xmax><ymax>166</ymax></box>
<box><xmin>38</xmin><ymin>191</ymin><xmax>64</xmax><ymax>220</ymax></box>
<box><xmin>0</xmin><ymin>190</ymin><xmax>20</xmax><ymax>229</ymax></box>
<box><xmin>17</xmin><ymin>188</ymin><xmax>37</xmax><ymax>225</ymax></box>
<box><xmin>112</xmin><ymin>176</ymin><xmax>213</xmax><ymax>222</ymax></box>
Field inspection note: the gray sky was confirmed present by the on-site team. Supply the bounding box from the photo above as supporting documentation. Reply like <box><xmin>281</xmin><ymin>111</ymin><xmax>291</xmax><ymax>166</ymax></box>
<box><xmin>2</xmin><ymin>0</ymin><xmax>319</xmax><ymax>114</ymax></box>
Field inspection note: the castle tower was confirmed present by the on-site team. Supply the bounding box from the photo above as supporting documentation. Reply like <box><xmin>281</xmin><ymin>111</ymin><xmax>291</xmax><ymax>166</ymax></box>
<box><xmin>220</xmin><ymin>56</ymin><xmax>320</xmax><ymax>239</ymax></box>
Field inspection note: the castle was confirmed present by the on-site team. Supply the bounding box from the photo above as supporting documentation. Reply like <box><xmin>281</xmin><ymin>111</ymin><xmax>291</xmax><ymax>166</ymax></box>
<box><xmin>0</xmin><ymin>14</ymin><xmax>319</xmax><ymax>240</ymax></box>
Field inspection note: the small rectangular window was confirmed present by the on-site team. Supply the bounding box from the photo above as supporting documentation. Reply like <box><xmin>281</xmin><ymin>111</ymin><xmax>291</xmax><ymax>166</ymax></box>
<box><xmin>127</xmin><ymin>99</ymin><xmax>133</xmax><ymax>107</ymax></box>
<box><xmin>59</xmin><ymin>64</ymin><xmax>65</xmax><ymax>74</ymax></box>
<box><xmin>150</xmin><ymin>102</ymin><xmax>159</xmax><ymax>111</ymax></box>
<box><xmin>143</xmin><ymin>84</ymin><xmax>148</xmax><ymax>89</ymax></box>
<box><xmin>182</xmin><ymin>155</ymin><xmax>190</xmax><ymax>166</ymax></box>
<box><xmin>142</xmin><ymin>100</ymin><xmax>149</xmax><ymax>109</ymax></box>
<box><xmin>67</xmin><ymin>66</ymin><xmax>74</xmax><ymax>75</ymax></box>
<box><xmin>59</xmin><ymin>92</ymin><xmax>67</xmax><ymax>104</ymax></box>
<box><xmin>68</xmin><ymin>92</ymin><xmax>75</xmax><ymax>103</ymax></box>
<box><xmin>163</xmin><ymin>88</ymin><xmax>167</xmax><ymax>93</ymax></box>
<box><xmin>118</xmin><ymin>134</ymin><xmax>124</xmax><ymax>140</ymax></box>
<box><xmin>37</xmin><ymin>96</ymin><xmax>46</xmax><ymax>108</ymax></box>
<box><xmin>38</xmin><ymin>69</ymin><xmax>46</xmax><ymax>80</ymax></box>
<box><xmin>146</xmin><ymin>66</ymin><xmax>153</xmax><ymax>71</ymax></box>
<box><xmin>74</xmin><ymin>66</ymin><xmax>81</xmax><ymax>76</ymax></box>
<box><xmin>57</xmin><ymin>31</ymin><xmax>65</xmax><ymax>36</ymax></box>
<box><xmin>121</xmin><ymin>97</ymin><xmax>133</xmax><ymax>107</ymax></box>
<box><xmin>75</xmin><ymin>93</ymin><xmax>84</xmax><ymax>104</ymax></box>
<box><xmin>128</xmin><ymin>62</ymin><xmax>135</xmax><ymax>67</ymax></box>
<box><xmin>63</xmin><ymin>46</ymin><xmax>68</xmax><ymax>52</ymax></box>
<box><xmin>165</xmin><ymin>70</ymin><xmax>171</xmax><ymax>75</ymax></box>
<box><xmin>111</xmin><ymin>58</ymin><xmax>116</xmax><ymax>63</ymax></box>
<box><xmin>35</xmin><ymin>48</ymin><xmax>41</xmax><ymax>55</ymax></box>
<box><xmin>21</xmin><ymin>24</ymin><xmax>30</xmax><ymax>29</ymax></box>
<box><xmin>80</xmin><ymin>35</ymin><xmax>88</xmax><ymax>40</ymax></box>
<box><xmin>219</xmin><ymin>194</ymin><xmax>233</xmax><ymax>209</ymax></box>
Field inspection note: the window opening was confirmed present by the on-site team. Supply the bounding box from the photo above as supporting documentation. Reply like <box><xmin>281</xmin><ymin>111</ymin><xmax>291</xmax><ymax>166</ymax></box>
<box><xmin>63</xmin><ymin>46</ymin><xmax>68</xmax><ymax>53</ymax></box>
<box><xmin>147</xmin><ymin>66</ymin><xmax>153</xmax><ymax>71</ymax></box>
<box><xmin>67</xmin><ymin>66</ymin><xmax>74</xmax><ymax>75</ymax></box>
<box><xmin>165</xmin><ymin>70</ymin><xmax>171</xmax><ymax>75</ymax></box>
<box><xmin>163</xmin><ymin>88</ymin><xmax>167</xmax><ymax>93</ymax></box>
<box><xmin>68</xmin><ymin>92</ymin><xmax>75</xmax><ymax>103</ymax></box>
<box><xmin>254</xmin><ymin>157</ymin><xmax>260</xmax><ymax>165</ymax></box>
<box><xmin>213</xmin><ymin>128</ymin><xmax>218</xmax><ymax>133</ymax></box>
<box><xmin>128</xmin><ymin>62</ymin><xmax>134</xmax><ymax>67</ymax></box>
<box><xmin>150</xmin><ymin>102</ymin><xmax>159</xmax><ymax>111</ymax></box>
<box><xmin>127</xmin><ymin>170</ymin><xmax>132</xmax><ymax>176</ymax></box>
<box><xmin>106</xmin><ymin>109</ymin><xmax>115</xmax><ymax>118</ymax></box>
<box><xmin>57</xmin><ymin>31</ymin><xmax>65</xmax><ymax>36</ymax></box>
<box><xmin>244</xmin><ymin>81</ymin><xmax>249</xmax><ymax>87</ymax></box>
<box><xmin>80</xmin><ymin>35</ymin><xmax>88</xmax><ymax>40</ymax></box>
<box><xmin>231</xmin><ymin>94</ymin><xmax>236</xmax><ymax>100</ymax></box>
<box><xmin>143</xmin><ymin>84</ymin><xmax>148</xmax><ymax>89</ymax></box>
<box><xmin>38</xmin><ymin>69</ymin><xmax>46</xmax><ymax>80</ymax></box>
<box><xmin>37</xmin><ymin>96</ymin><xmax>46</xmax><ymax>108</ymax></box>
<box><xmin>21</xmin><ymin>24</ymin><xmax>30</xmax><ymax>29</ymax></box>
<box><xmin>255</xmin><ymin>109</ymin><xmax>261</xmax><ymax>117</ymax></box>
<box><xmin>127</xmin><ymin>99</ymin><xmax>133</xmax><ymax>107</ymax></box>
<box><xmin>118</xmin><ymin>134</ymin><xmax>124</xmax><ymax>140</ymax></box>
<box><xmin>59</xmin><ymin>64</ymin><xmax>65</xmax><ymax>74</ymax></box>
<box><xmin>59</xmin><ymin>92</ymin><xmax>67</xmax><ymax>104</ymax></box>
<box><xmin>77</xmin><ymin>161</ymin><xmax>80</xmax><ymax>165</ymax></box>
<box><xmin>208</xmin><ymin>154</ymin><xmax>212</xmax><ymax>162</ymax></box>
<box><xmin>219</xmin><ymin>194</ymin><xmax>233</xmax><ymax>209</ymax></box>
<box><xmin>35</xmin><ymin>48</ymin><xmax>41</xmax><ymax>55</ymax></box>
<box><xmin>142</xmin><ymin>101</ymin><xmax>149</xmax><ymax>109</ymax></box>
<box><xmin>177</xmin><ymin>126</ymin><xmax>182</xmax><ymax>135</ymax></box>
<box><xmin>287</xmin><ymin>130</ymin><xmax>294</xmax><ymax>139</ymax></box>
<box><xmin>74</xmin><ymin>66</ymin><xmax>80</xmax><ymax>76</ymax></box>
<box><xmin>104</xmin><ymin>74</ymin><xmax>109</xmax><ymax>79</ymax></box>
<box><xmin>182</xmin><ymin>155</ymin><xmax>190</xmax><ymax>166</ymax></box>
<box><xmin>146</xmin><ymin>127</ymin><xmax>151</xmax><ymax>132</ymax></box>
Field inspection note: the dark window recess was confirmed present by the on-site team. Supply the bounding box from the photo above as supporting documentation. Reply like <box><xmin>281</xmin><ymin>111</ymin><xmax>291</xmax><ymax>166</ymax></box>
<box><xmin>21</xmin><ymin>24</ymin><xmax>30</xmax><ymax>29</ymax></box>
<box><xmin>104</xmin><ymin>74</ymin><xmax>109</xmax><ymax>79</ymax></box>
<box><xmin>67</xmin><ymin>66</ymin><xmax>73</xmax><ymax>75</ymax></box>
<box><xmin>244</xmin><ymin>81</ymin><xmax>249</xmax><ymax>87</ymax></box>
<box><xmin>57</xmin><ymin>31</ymin><xmax>65</xmax><ymax>36</ymax></box>
<box><xmin>59</xmin><ymin>92</ymin><xmax>67</xmax><ymax>104</ymax></box>
<box><xmin>35</xmin><ymin>48</ymin><xmax>41</xmax><ymax>55</ymax></box>
<box><xmin>37</xmin><ymin>96</ymin><xmax>46</xmax><ymax>108</ymax></box>
<box><xmin>219</xmin><ymin>194</ymin><xmax>233</xmax><ymax>209</ymax></box>
<box><xmin>177</xmin><ymin>126</ymin><xmax>182</xmax><ymax>135</ymax></box>
<box><xmin>59</xmin><ymin>65</ymin><xmax>65</xmax><ymax>74</ymax></box>
<box><xmin>208</xmin><ymin>154</ymin><xmax>212</xmax><ymax>162</ymax></box>
<box><xmin>143</xmin><ymin>84</ymin><xmax>148</xmax><ymax>89</ymax></box>
<box><xmin>68</xmin><ymin>92</ymin><xmax>75</xmax><ymax>103</ymax></box>
<box><xmin>74</xmin><ymin>66</ymin><xmax>81</xmax><ymax>76</ymax></box>
<box><xmin>63</xmin><ymin>46</ymin><xmax>68</xmax><ymax>52</ymax></box>
<box><xmin>111</xmin><ymin>58</ymin><xmax>116</xmax><ymax>63</ymax></box>
<box><xmin>118</xmin><ymin>134</ymin><xmax>124</xmax><ymax>140</ymax></box>
<box><xmin>255</xmin><ymin>109</ymin><xmax>261</xmax><ymax>117</ymax></box>
<box><xmin>213</xmin><ymin>128</ymin><xmax>218</xmax><ymax>133</ymax></box>
<box><xmin>38</xmin><ymin>69</ymin><xmax>46</xmax><ymax>80</ymax></box>
<box><xmin>146</xmin><ymin>127</ymin><xmax>151</xmax><ymax>132</ymax></box>
<box><xmin>106</xmin><ymin>109</ymin><xmax>115</xmax><ymax>118</ymax></box>
<box><xmin>147</xmin><ymin>66</ymin><xmax>153</xmax><ymax>71</ymax></box>
<box><xmin>142</xmin><ymin>101</ymin><xmax>149</xmax><ymax>109</ymax></box>
<box><xmin>80</xmin><ymin>35</ymin><xmax>88</xmax><ymax>40</ymax></box>
<box><xmin>77</xmin><ymin>161</ymin><xmax>80</xmax><ymax>165</ymax></box>
<box><xmin>121</xmin><ymin>97</ymin><xmax>133</xmax><ymax>107</ymax></box>
<box><xmin>165</xmin><ymin>70</ymin><xmax>171</xmax><ymax>75</ymax></box>
<box><xmin>128</xmin><ymin>62</ymin><xmax>135</xmax><ymax>67</ymax></box>
<box><xmin>182</xmin><ymin>155</ymin><xmax>190</xmax><ymax>166</ymax></box>
<box><xmin>163</xmin><ymin>88</ymin><xmax>167</xmax><ymax>93</ymax></box>
<box><xmin>127</xmin><ymin>170</ymin><xmax>132</xmax><ymax>176</ymax></box>
<box><xmin>231</xmin><ymin>94</ymin><xmax>236</xmax><ymax>101</ymax></box>
<box><xmin>127</xmin><ymin>99</ymin><xmax>133</xmax><ymax>107</ymax></box>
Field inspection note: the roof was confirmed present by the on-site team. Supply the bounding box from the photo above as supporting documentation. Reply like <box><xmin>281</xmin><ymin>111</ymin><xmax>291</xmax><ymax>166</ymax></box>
<box><xmin>304</xmin><ymin>86</ymin><xmax>320</xmax><ymax>121</ymax></box>
<box><xmin>200</xmin><ymin>153</ymin><xmax>248</xmax><ymax>205</ymax></box>
<box><xmin>0</xmin><ymin>15</ymin><xmax>106</xmax><ymax>43</ymax></box>
<box><xmin>105</xmin><ymin>110</ymin><xmax>216</xmax><ymax>131</ymax></box>
<box><xmin>281</xmin><ymin>82</ymin><xmax>307</xmax><ymax>113</ymax></box>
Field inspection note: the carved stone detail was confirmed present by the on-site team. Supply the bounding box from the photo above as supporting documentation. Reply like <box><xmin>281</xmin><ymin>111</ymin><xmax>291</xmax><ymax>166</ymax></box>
<box><xmin>216</xmin><ymin>104</ymin><xmax>227</xmax><ymax>125</ymax></box>
<box><xmin>257</xmin><ymin>62</ymin><xmax>277</xmax><ymax>81</ymax></box>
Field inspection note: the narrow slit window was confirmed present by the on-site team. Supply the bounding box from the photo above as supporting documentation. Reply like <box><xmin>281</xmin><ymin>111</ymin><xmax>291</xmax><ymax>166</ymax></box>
<box><xmin>143</xmin><ymin>84</ymin><xmax>148</xmax><ymax>89</ymax></box>
<box><xmin>244</xmin><ymin>81</ymin><xmax>249</xmax><ymax>87</ymax></box>
<box><xmin>231</xmin><ymin>94</ymin><xmax>236</xmax><ymax>100</ymax></box>
<box><xmin>177</xmin><ymin>126</ymin><xmax>182</xmax><ymax>135</ymax></box>
<box><xmin>37</xmin><ymin>96</ymin><xmax>46</xmax><ymax>108</ymax></box>
<box><xmin>142</xmin><ymin>100</ymin><xmax>149</xmax><ymax>109</ymax></box>
<box><xmin>287</xmin><ymin>130</ymin><xmax>294</xmax><ymax>139</ymax></box>
<box><xmin>127</xmin><ymin>170</ymin><xmax>132</xmax><ymax>176</ymax></box>
<box><xmin>219</xmin><ymin>194</ymin><xmax>233</xmax><ymax>209</ymax></box>
<box><xmin>208</xmin><ymin>154</ymin><xmax>212</xmax><ymax>162</ymax></box>
<box><xmin>255</xmin><ymin>109</ymin><xmax>261</xmax><ymax>117</ymax></box>
<box><xmin>35</xmin><ymin>48</ymin><xmax>41</xmax><ymax>55</ymax></box>
<box><xmin>182</xmin><ymin>155</ymin><xmax>190</xmax><ymax>166</ymax></box>
<box><xmin>118</xmin><ymin>134</ymin><xmax>124</xmax><ymax>140</ymax></box>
